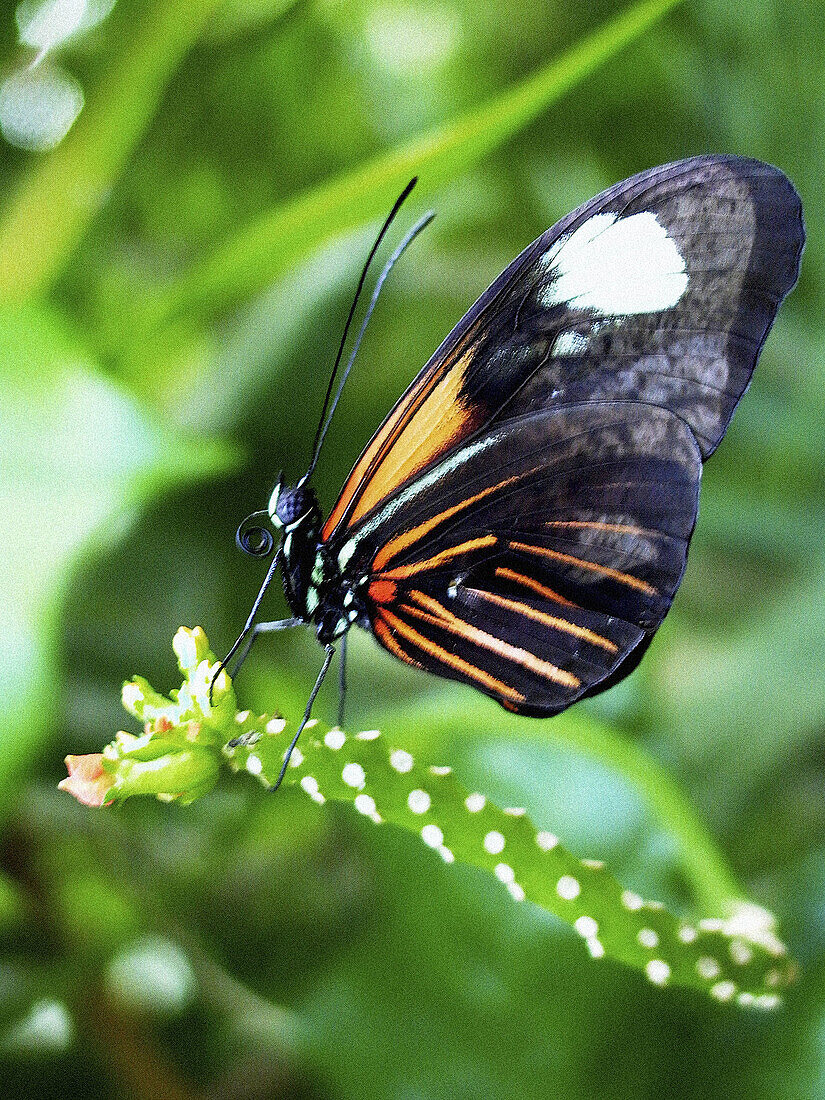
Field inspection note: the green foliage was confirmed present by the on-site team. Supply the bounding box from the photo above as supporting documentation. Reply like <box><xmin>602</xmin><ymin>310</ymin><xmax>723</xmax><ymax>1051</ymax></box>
<box><xmin>69</xmin><ymin>627</ymin><xmax>792</xmax><ymax>1007</ymax></box>
<box><xmin>1</xmin><ymin>0</ymin><xmax>824</xmax><ymax>1095</ymax></box>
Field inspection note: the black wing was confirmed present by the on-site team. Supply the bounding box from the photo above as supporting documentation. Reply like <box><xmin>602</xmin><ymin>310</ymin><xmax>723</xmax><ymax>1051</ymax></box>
<box><xmin>325</xmin><ymin>156</ymin><xmax>803</xmax><ymax>714</ymax></box>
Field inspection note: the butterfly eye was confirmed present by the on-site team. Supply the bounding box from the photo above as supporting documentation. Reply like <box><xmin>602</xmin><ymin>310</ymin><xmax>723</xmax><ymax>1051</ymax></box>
<box><xmin>236</xmin><ymin>515</ymin><xmax>275</xmax><ymax>558</ymax></box>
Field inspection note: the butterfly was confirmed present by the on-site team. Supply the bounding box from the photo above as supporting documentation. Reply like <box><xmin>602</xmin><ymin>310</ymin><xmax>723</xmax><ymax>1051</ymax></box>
<box><xmin>220</xmin><ymin>156</ymin><xmax>804</xmax><ymax>787</ymax></box>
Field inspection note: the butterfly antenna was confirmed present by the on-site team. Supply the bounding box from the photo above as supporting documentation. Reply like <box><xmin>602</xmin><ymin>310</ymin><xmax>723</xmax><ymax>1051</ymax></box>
<box><xmin>309</xmin><ymin>208</ymin><xmax>436</xmax><ymax>471</ymax></box>
<box><xmin>304</xmin><ymin>177</ymin><xmax>422</xmax><ymax>482</ymax></box>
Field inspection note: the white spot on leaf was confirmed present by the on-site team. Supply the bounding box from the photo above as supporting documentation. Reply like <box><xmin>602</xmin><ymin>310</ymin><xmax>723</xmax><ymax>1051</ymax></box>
<box><xmin>342</xmin><ymin>763</ymin><xmax>366</xmax><ymax>789</ymax></box>
<box><xmin>324</xmin><ymin>729</ymin><xmax>345</xmax><ymax>750</ymax></box>
<box><xmin>575</xmin><ymin>916</ymin><xmax>599</xmax><ymax>938</ymax></box>
<box><xmin>407</xmin><ymin>789</ymin><xmax>431</xmax><ymax>814</ymax></box>
<box><xmin>391</xmin><ymin>750</ymin><xmax>414</xmax><ymax>773</ymax></box>
<box><xmin>535</xmin><ymin>831</ymin><xmax>558</xmax><ymax>851</ymax></box>
<box><xmin>645</xmin><ymin>960</ymin><xmax>671</xmax><ymax>986</ymax></box>
<box><xmin>483</xmin><ymin>830</ymin><xmax>505</xmax><ymax>854</ymax></box>
<box><xmin>556</xmin><ymin>875</ymin><xmax>580</xmax><ymax>901</ymax></box>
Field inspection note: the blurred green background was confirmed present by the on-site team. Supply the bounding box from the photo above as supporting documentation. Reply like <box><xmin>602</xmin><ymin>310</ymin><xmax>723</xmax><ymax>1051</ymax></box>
<box><xmin>1</xmin><ymin>0</ymin><xmax>824</xmax><ymax>1095</ymax></box>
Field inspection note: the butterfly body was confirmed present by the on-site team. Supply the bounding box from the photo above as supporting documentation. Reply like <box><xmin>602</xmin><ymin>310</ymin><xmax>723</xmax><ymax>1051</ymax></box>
<box><xmin>239</xmin><ymin>155</ymin><xmax>804</xmax><ymax>723</ymax></box>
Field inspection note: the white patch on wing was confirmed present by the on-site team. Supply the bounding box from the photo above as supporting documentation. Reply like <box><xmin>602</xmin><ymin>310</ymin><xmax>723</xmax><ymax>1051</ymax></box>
<box><xmin>552</xmin><ymin>330</ymin><xmax>590</xmax><ymax>356</ymax></box>
<box><xmin>539</xmin><ymin>211</ymin><xmax>688</xmax><ymax>316</ymax></box>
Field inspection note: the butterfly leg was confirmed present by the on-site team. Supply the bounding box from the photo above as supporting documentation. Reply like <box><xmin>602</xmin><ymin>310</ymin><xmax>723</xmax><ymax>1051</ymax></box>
<box><xmin>227</xmin><ymin>616</ymin><xmax>303</xmax><ymax>680</ymax></box>
<box><xmin>268</xmin><ymin>644</ymin><xmax>336</xmax><ymax>793</ymax></box>
<box><xmin>337</xmin><ymin>630</ymin><xmax>348</xmax><ymax>729</ymax></box>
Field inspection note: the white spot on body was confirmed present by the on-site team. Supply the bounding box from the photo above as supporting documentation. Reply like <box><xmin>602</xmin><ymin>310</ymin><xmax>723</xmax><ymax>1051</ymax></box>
<box><xmin>711</xmin><ymin>980</ymin><xmax>736</xmax><ymax>1002</ymax></box>
<box><xmin>483</xmin><ymin>831</ymin><xmax>505</xmax><ymax>854</ymax></box>
<box><xmin>422</xmin><ymin>824</ymin><xmax>444</xmax><ymax>848</ymax></box>
<box><xmin>494</xmin><ymin>863</ymin><xmax>515</xmax><ymax>884</ymax></box>
<box><xmin>390</xmin><ymin>749</ymin><xmax>414</xmax><ymax>773</ymax></box>
<box><xmin>536</xmin><ymin>831</ymin><xmax>558</xmax><ymax>851</ymax></box>
<box><xmin>678</xmin><ymin>925</ymin><xmax>698</xmax><ymax>944</ymax></box>
<box><xmin>507</xmin><ymin>882</ymin><xmax>526</xmax><ymax>902</ymax></box>
<box><xmin>266</xmin><ymin>717</ymin><xmax>286</xmax><ymax>734</ymax></box>
<box><xmin>407</xmin><ymin>789</ymin><xmax>431</xmax><ymax>814</ymax></box>
<box><xmin>324</xmin><ymin>729</ymin><xmax>346</xmax><ymax>750</ymax></box>
<box><xmin>556</xmin><ymin>875</ymin><xmax>580</xmax><ymax>901</ymax></box>
<box><xmin>288</xmin><ymin>748</ymin><xmax>303</xmax><ymax>768</ymax></box>
<box><xmin>582</xmin><ymin>859</ymin><xmax>605</xmax><ymax>870</ymax></box>
<box><xmin>645</xmin><ymin>960</ymin><xmax>671</xmax><ymax>986</ymax></box>
<box><xmin>503</xmin><ymin>806</ymin><xmax>526</xmax><ymax>817</ymax></box>
<box><xmin>235</xmin><ymin>710</ymin><xmax>250</xmax><ymax>723</ymax></box>
<box><xmin>574</xmin><ymin>916</ymin><xmax>599</xmax><ymax>939</ymax></box>
<box><xmin>439</xmin><ymin>845</ymin><xmax>455</xmax><ymax>863</ymax></box>
<box><xmin>587</xmin><ymin>937</ymin><xmax>605</xmax><ymax>959</ymax></box>
<box><xmin>465</xmin><ymin>793</ymin><xmax>486</xmax><ymax>813</ymax></box>
<box><xmin>621</xmin><ymin>890</ymin><xmax>644</xmax><ymax>911</ymax></box>
<box><xmin>430</xmin><ymin>765</ymin><xmax>452</xmax><ymax>776</ymax></box>
<box><xmin>342</xmin><ymin>763</ymin><xmax>366</xmax><ymax>789</ymax></box>
<box><xmin>338</xmin><ymin>540</ymin><xmax>357</xmax><ymax>570</ymax></box>
<box><xmin>246</xmin><ymin>755</ymin><xmax>263</xmax><ymax>776</ymax></box>
<box><xmin>638</xmin><ymin>928</ymin><xmax>659</xmax><ymax>949</ymax></box>
<box><xmin>356</xmin><ymin>729</ymin><xmax>381</xmax><ymax>740</ymax></box>
<box><xmin>540</xmin><ymin>211</ymin><xmax>688</xmax><ymax>316</ymax></box>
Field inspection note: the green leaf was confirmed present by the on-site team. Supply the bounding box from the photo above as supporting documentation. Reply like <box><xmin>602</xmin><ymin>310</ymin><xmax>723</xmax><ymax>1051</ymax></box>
<box><xmin>141</xmin><ymin>0</ymin><xmax>684</xmax><ymax>328</ymax></box>
<box><xmin>0</xmin><ymin>0</ymin><xmax>225</xmax><ymax>305</ymax></box>
<box><xmin>0</xmin><ymin>305</ymin><xmax>235</xmax><ymax>819</ymax></box>
<box><xmin>66</xmin><ymin>626</ymin><xmax>794</xmax><ymax>1007</ymax></box>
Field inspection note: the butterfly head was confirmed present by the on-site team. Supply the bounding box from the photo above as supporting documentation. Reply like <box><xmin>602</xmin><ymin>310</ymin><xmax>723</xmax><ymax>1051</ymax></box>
<box><xmin>268</xmin><ymin>477</ymin><xmax>321</xmax><ymax>533</ymax></box>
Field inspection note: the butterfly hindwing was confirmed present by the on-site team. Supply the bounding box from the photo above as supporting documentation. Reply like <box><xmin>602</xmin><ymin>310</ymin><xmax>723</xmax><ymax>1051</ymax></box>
<box><xmin>340</xmin><ymin>401</ymin><xmax>701</xmax><ymax>714</ymax></box>
<box><xmin>323</xmin><ymin>155</ymin><xmax>803</xmax><ymax>713</ymax></box>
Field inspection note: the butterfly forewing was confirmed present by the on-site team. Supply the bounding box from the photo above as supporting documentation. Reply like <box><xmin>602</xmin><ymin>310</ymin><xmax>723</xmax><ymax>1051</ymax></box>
<box><xmin>323</xmin><ymin>155</ymin><xmax>803</xmax><ymax>714</ymax></box>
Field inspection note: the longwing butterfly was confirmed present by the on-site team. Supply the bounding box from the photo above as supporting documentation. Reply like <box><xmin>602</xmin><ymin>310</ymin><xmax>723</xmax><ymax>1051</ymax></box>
<box><xmin>223</xmin><ymin>156</ymin><xmax>804</xmax><ymax>785</ymax></box>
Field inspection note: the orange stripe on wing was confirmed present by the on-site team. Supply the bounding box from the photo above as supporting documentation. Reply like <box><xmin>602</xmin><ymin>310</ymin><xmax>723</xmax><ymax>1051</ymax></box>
<box><xmin>495</xmin><ymin>566</ymin><xmax>580</xmax><ymax>609</ymax></box>
<box><xmin>378</xmin><ymin>535</ymin><xmax>497</xmax><ymax>582</ymax></box>
<box><xmin>372</xmin><ymin>474</ymin><xmax>520</xmax><ymax>573</ymax></box>
<box><xmin>509</xmin><ymin>540</ymin><xmax>658</xmax><ymax>596</ymax></box>
<box><xmin>381</xmin><ymin>608</ymin><xmax>526</xmax><ymax>704</ymax></box>
<box><xmin>323</xmin><ymin>349</ymin><xmax>482</xmax><ymax>538</ymax></box>
<box><xmin>404</xmin><ymin>591</ymin><xmax>581</xmax><ymax>689</ymax></box>
<box><xmin>466</xmin><ymin>588</ymin><xmax>619</xmax><ymax>653</ymax></box>
<box><xmin>373</xmin><ymin>614</ymin><xmax>424</xmax><ymax>670</ymax></box>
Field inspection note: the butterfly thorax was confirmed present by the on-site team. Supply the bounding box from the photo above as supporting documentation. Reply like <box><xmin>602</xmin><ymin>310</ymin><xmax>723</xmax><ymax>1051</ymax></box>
<box><xmin>270</xmin><ymin>482</ymin><xmax>367</xmax><ymax>644</ymax></box>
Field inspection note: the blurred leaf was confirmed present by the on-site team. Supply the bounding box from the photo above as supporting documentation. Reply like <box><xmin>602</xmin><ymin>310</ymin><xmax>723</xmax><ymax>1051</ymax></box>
<box><xmin>658</xmin><ymin>555</ymin><xmax>825</xmax><ymax>811</ymax></box>
<box><xmin>0</xmin><ymin>303</ymin><xmax>235</xmax><ymax>819</ymax></box>
<box><xmin>141</xmin><ymin>0</ymin><xmax>684</xmax><ymax>327</ymax></box>
<box><xmin>0</xmin><ymin>0</ymin><xmax>224</xmax><ymax>304</ymax></box>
